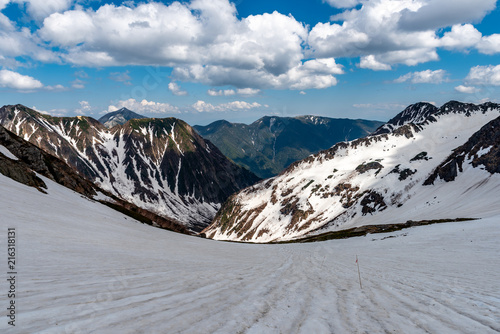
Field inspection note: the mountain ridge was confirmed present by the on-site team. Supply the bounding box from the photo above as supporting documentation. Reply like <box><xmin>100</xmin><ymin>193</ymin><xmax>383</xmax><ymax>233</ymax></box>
<box><xmin>194</xmin><ymin>115</ymin><xmax>383</xmax><ymax>178</ymax></box>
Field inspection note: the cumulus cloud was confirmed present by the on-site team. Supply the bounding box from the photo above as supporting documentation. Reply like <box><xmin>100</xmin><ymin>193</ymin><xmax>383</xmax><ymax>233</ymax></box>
<box><xmin>455</xmin><ymin>85</ymin><xmax>480</xmax><ymax>94</ymax></box>
<box><xmin>175</xmin><ymin>58</ymin><xmax>342</xmax><ymax>90</ymax></box>
<box><xmin>394</xmin><ymin>69</ymin><xmax>448</xmax><ymax>84</ymax></box>
<box><xmin>359</xmin><ymin>55</ymin><xmax>391</xmax><ymax>71</ymax></box>
<box><xmin>0</xmin><ymin>69</ymin><xmax>43</xmax><ymax>90</ymax></box>
<box><xmin>398</xmin><ymin>0</ymin><xmax>496</xmax><ymax>31</ymax></box>
<box><xmin>192</xmin><ymin>100</ymin><xmax>264</xmax><ymax>113</ymax></box>
<box><xmin>464</xmin><ymin>65</ymin><xmax>500</xmax><ymax>86</ymax></box>
<box><xmin>168</xmin><ymin>82</ymin><xmax>188</xmax><ymax>96</ymax></box>
<box><xmin>2</xmin><ymin>0</ymin><xmax>498</xmax><ymax>89</ymax></box>
<box><xmin>440</xmin><ymin>24</ymin><xmax>500</xmax><ymax>55</ymax></box>
<box><xmin>440</xmin><ymin>24</ymin><xmax>482</xmax><ymax>49</ymax></box>
<box><xmin>108</xmin><ymin>98</ymin><xmax>180</xmax><ymax>114</ymax></box>
<box><xmin>14</xmin><ymin>0</ymin><xmax>74</xmax><ymax>21</ymax></box>
<box><xmin>75</xmin><ymin>100</ymin><xmax>91</xmax><ymax>115</ymax></box>
<box><xmin>310</xmin><ymin>0</ymin><xmax>498</xmax><ymax>68</ymax></box>
<box><xmin>476</xmin><ymin>34</ymin><xmax>500</xmax><ymax>55</ymax></box>
<box><xmin>0</xmin><ymin>10</ymin><xmax>57</xmax><ymax>64</ymax></box>
<box><xmin>38</xmin><ymin>1</ymin><xmax>345</xmax><ymax>90</ymax></box>
<box><xmin>237</xmin><ymin>88</ymin><xmax>260</xmax><ymax>96</ymax></box>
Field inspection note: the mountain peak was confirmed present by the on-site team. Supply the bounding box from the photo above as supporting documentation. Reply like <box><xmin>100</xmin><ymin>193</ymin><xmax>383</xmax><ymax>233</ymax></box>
<box><xmin>98</xmin><ymin>108</ymin><xmax>146</xmax><ymax>128</ymax></box>
<box><xmin>373</xmin><ymin>102</ymin><xmax>438</xmax><ymax>135</ymax></box>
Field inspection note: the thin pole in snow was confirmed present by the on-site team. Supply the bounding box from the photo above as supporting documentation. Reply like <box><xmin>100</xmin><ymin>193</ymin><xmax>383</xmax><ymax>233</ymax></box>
<box><xmin>356</xmin><ymin>255</ymin><xmax>363</xmax><ymax>289</ymax></box>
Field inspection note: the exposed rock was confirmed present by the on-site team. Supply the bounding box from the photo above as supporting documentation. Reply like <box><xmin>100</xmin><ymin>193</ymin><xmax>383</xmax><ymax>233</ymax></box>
<box><xmin>424</xmin><ymin>115</ymin><xmax>500</xmax><ymax>184</ymax></box>
<box><xmin>356</xmin><ymin>161</ymin><xmax>384</xmax><ymax>174</ymax></box>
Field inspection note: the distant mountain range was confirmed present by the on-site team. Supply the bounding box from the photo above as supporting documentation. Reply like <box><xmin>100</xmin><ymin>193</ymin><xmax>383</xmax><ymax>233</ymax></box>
<box><xmin>202</xmin><ymin>101</ymin><xmax>500</xmax><ymax>242</ymax></box>
<box><xmin>194</xmin><ymin>116</ymin><xmax>384</xmax><ymax>178</ymax></box>
<box><xmin>98</xmin><ymin>107</ymin><xmax>146</xmax><ymax>128</ymax></box>
<box><xmin>0</xmin><ymin>105</ymin><xmax>258</xmax><ymax>231</ymax></box>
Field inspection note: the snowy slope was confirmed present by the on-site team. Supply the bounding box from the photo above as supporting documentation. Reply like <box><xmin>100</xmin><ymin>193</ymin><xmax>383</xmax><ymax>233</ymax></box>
<box><xmin>204</xmin><ymin>101</ymin><xmax>500</xmax><ymax>242</ymax></box>
<box><xmin>1</xmin><ymin>173</ymin><xmax>499</xmax><ymax>333</ymax></box>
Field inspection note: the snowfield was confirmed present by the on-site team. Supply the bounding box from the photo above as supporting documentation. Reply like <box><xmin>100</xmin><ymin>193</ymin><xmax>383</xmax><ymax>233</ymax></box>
<box><xmin>1</xmin><ymin>174</ymin><xmax>499</xmax><ymax>333</ymax></box>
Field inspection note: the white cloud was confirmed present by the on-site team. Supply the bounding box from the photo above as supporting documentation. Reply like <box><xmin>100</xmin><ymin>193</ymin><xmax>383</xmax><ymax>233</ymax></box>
<box><xmin>310</xmin><ymin>0</ymin><xmax>498</xmax><ymax>69</ymax></box>
<box><xmin>237</xmin><ymin>88</ymin><xmax>260</xmax><ymax>96</ymax></box>
<box><xmin>14</xmin><ymin>0</ymin><xmax>74</xmax><ymax>21</ymax></box>
<box><xmin>394</xmin><ymin>69</ymin><xmax>448</xmax><ymax>84</ymax></box>
<box><xmin>477</xmin><ymin>34</ymin><xmax>500</xmax><ymax>55</ymax></box>
<box><xmin>192</xmin><ymin>100</ymin><xmax>264</xmax><ymax>113</ymax></box>
<box><xmin>176</xmin><ymin>58</ymin><xmax>342</xmax><ymax>90</ymax></box>
<box><xmin>168</xmin><ymin>82</ymin><xmax>188</xmax><ymax>96</ymax></box>
<box><xmin>359</xmin><ymin>55</ymin><xmax>391</xmax><ymax>71</ymax></box>
<box><xmin>465</xmin><ymin>65</ymin><xmax>500</xmax><ymax>86</ymax></box>
<box><xmin>39</xmin><ymin>1</ymin><xmax>344</xmax><ymax>90</ymax></box>
<box><xmin>0</xmin><ymin>69</ymin><xmax>43</xmax><ymax>90</ymax></box>
<box><xmin>323</xmin><ymin>0</ymin><xmax>360</xmax><ymax>8</ymax></box>
<box><xmin>455</xmin><ymin>85</ymin><xmax>480</xmax><ymax>94</ymax></box>
<box><xmin>207</xmin><ymin>89</ymin><xmax>236</xmax><ymax>96</ymax></box>
<box><xmin>75</xmin><ymin>100</ymin><xmax>91</xmax><ymax>115</ymax></box>
<box><xmin>299</xmin><ymin>91</ymin><xmax>307</xmax><ymax>95</ymax></box>
<box><xmin>45</xmin><ymin>84</ymin><xmax>66</xmax><ymax>91</ymax></box>
<box><xmin>440</xmin><ymin>24</ymin><xmax>482</xmax><ymax>49</ymax></box>
<box><xmin>439</xmin><ymin>24</ymin><xmax>500</xmax><ymax>55</ymax></box>
<box><xmin>398</xmin><ymin>0</ymin><xmax>496</xmax><ymax>31</ymax></box>
<box><xmin>108</xmin><ymin>99</ymin><xmax>180</xmax><ymax>114</ymax></box>
<box><xmin>0</xmin><ymin>10</ymin><xmax>57</xmax><ymax>64</ymax></box>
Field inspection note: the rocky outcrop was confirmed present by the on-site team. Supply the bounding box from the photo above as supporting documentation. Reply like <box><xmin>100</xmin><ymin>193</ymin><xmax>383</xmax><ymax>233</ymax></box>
<box><xmin>424</xmin><ymin>115</ymin><xmax>500</xmax><ymax>185</ymax></box>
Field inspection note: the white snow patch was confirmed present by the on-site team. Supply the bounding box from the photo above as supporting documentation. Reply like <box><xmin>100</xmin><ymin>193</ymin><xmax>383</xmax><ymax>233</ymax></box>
<box><xmin>0</xmin><ymin>145</ymin><xmax>18</xmax><ymax>160</ymax></box>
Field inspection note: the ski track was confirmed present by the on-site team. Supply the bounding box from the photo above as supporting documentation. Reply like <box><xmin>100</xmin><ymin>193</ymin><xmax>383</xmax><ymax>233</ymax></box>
<box><xmin>1</xmin><ymin>174</ymin><xmax>499</xmax><ymax>333</ymax></box>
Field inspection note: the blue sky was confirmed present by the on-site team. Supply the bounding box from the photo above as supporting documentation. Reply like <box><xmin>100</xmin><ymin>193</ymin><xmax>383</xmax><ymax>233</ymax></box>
<box><xmin>1</xmin><ymin>0</ymin><xmax>500</xmax><ymax>125</ymax></box>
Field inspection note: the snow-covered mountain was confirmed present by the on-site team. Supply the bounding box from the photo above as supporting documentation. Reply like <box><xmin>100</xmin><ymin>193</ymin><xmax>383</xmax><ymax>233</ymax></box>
<box><xmin>0</xmin><ymin>123</ymin><xmax>189</xmax><ymax>234</ymax></box>
<box><xmin>203</xmin><ymin>101</ymin><xmax>500</xmax><ymax>242</ymax></box>
<box><xmin>0</xmin><ymin>105</ymin><xmax>259</xmax><ymax>231</ymax></box>
<box><xmin>98</xmin><ymin>107</ymin><xmax>146</xmax><ymax>128</ymax></box>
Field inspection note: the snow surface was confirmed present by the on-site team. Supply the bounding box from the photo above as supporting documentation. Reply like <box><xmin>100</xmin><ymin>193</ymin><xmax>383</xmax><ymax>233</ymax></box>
<box><xmin>1</xmin><ymin>174</ymin><xmax>499</xmax><ymax>333</ymax></box>
<box><xmin>0</xmin><ymin>144</ymin><xmax>18</xmax><ymax>160</ymax></box>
